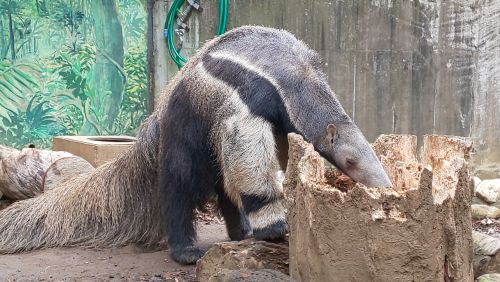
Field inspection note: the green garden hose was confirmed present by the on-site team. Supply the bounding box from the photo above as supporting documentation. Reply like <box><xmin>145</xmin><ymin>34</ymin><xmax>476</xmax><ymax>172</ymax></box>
<box><xmin>165</xmin><ymin>0</ymin><xmax>228</xmax><ymax>69</ymax></box>
<box><xmin>216</xmin><ymin>0</ymin><xmax>228</xmax><ymax>36</ymax></box>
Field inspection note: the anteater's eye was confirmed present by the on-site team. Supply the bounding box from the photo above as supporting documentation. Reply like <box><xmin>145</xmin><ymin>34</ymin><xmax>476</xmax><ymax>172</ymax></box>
<box><xmin>346</xmin><ymin>159</ymin><xmax>356</xmax><ymax>167</ymax></box>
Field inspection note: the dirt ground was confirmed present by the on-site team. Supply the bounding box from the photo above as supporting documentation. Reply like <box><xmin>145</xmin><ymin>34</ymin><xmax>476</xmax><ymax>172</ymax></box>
<box><xmin>0</xmin><ymin>222</ymin><xmax>227</xmax><ymax>282</ymax></box>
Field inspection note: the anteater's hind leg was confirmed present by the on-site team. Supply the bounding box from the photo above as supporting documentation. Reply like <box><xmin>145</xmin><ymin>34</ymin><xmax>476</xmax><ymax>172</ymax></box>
<box><xmin>220</xmin><ymin>117</ymin><xmax>287</xmax><ymax>241</ymax></box>
<box><xmin>160</xmin><ymin>128</ymin><xmax>216</xmax><ymax>265</ymax></box>
<box><xmin>215</xmin><ymin>182</ymin><xmax>252</xmax><ymax>241</ymax></box>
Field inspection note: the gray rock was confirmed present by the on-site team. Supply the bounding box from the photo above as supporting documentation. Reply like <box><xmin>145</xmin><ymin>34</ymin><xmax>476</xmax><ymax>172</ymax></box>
<box><xmin>196</xmin><ymin>239</ymin><xmax>289</xmax><ymax>282</ymax></box>
<box><xmin>208</xmin><ymin>269</ymin><xmax>291</xmax><ymax>282</ymax></box>
<box><xmin>474</xmin><ymin>196</ymin><xmax>490</xmax><ymax>206</ymax></box>
<box><xmin>475</xmin><ymin>166</ymin><xmax>500</xmax><ymax>181</ymax></box>
<box><xmin>475</xmin><ymin>177</ymin><xmax>483</xmax><ymax>191</ymax></box>
<box><xmin>477</xmin><ymin>179</ymin><xmax>500</xmax><ymax>204</ymax></box>
<box><xmin>477</xmin><ymin>273</ymin><xmax>500</xmax><ymax>282</ymax></box>
<box><xmin>472</xmin><ymin>205</ymin><xmax>500</xmax><ymax>219</ymax></box>
<box><xmin>473</xmin><ymin>231</ymin><xmax>500</xmax><ymax>277</ymax></box>
<box><xmin>474</xmin><ymin>255</ymin><xmax>492</xmax><ymax>279</ymax></box>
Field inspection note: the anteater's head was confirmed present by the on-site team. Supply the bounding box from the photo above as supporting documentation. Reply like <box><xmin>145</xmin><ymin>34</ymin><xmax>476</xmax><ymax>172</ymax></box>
<box><xmin>315</xmin><ymin>122</ymin><xmax>392</xmax><ymax>188</ymax></box>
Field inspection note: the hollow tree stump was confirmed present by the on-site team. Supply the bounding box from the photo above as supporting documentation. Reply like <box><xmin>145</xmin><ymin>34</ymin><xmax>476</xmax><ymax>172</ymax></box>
<box><xmin>285</xmin><ymin>133</ymin><xmax>473</xmax><ymax>282</ymax></box>
<box><xmin>0</xmin><ymin>148</ymin><xmax>95</xmax><ymax>200</ymax></box>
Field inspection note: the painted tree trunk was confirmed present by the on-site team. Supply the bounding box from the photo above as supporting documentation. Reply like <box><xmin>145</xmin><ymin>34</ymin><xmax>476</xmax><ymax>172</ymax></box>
<box><xmin>7</xmin><ymin>5</ymin><xmax>15</xmax><ymax>61</ymax></box>
<box><xmin>284</xmin><ymin>133</ymin><xmax>474</xmax><ymax>282</ymax></box>
<box><xmin>0</xmin><ymin>17</ymin><xmax>6</xmax><ymax>59</ymax></box>
<box><xmin>82</xmin><ymin>0</ymin><xmax>124</xmax><ymax>134</ymax></box>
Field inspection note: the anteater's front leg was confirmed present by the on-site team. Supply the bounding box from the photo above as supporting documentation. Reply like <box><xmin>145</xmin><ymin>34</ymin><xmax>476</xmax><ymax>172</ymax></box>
<box><xmin>215</xmin><ymin>181</ymin><xmax>252</xmax><ymax>241</ymax></box>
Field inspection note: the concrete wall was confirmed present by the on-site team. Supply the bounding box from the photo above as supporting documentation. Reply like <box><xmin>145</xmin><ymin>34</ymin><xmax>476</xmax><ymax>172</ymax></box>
<box><xmin>150</xmin><ymin>0</ymin><xmax>500</xmax><ymax>177</ymax></box>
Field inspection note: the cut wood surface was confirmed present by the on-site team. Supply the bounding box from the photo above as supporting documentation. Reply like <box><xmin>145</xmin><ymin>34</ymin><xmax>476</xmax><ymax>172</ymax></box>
<box><xmin>42</xmin><ymin>157</ymin><xmax>95</xmax><ymax>191</ymax></box>
<box><xmin>285</xmin><ymin>133</ymin><xmax>473</xmax><ymax>282</ymax></box>
<box><xmin>0</xmin><ymin>148</ymin><xmax>94</xmax><ymax>200</ymax></box>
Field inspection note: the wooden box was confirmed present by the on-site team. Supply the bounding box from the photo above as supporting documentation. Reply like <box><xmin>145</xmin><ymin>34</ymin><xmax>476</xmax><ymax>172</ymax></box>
<box><xmin>52</xmin><ymin>136</ymin><xmax>136</xmax><ymax>167</ymax></box>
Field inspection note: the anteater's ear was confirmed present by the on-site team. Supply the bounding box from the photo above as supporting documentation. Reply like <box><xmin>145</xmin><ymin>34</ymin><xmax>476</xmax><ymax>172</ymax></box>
<box><xmin>327</xmin><ymin>124</ymin><xmax>338</xmax><ymax>143</ymax></box>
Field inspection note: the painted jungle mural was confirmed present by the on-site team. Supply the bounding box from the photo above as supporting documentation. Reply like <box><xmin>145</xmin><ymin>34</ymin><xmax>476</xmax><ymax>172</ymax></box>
<box><xmin>0</xmin><ymin>0</ymin><xmax>148</xmax><ymax>148</ymax></box>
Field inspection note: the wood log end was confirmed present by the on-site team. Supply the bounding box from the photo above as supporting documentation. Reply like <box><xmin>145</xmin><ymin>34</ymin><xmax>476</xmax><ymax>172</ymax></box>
<box><xmin>42</xmin><ymin>156</ymin><xmax>95</xmax><ymax>191</ymax></box>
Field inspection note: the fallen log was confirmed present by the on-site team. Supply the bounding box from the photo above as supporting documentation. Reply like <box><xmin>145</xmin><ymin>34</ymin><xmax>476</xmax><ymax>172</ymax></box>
<box><xmin>0</xmin><ymin>148</ymin><xmax>94</xmax><ymax>200</ymax></box>
<box><xmin>285</xmin><ymin>133</ymin><xmax>473</xmax><ymax>282</ymax></box>
<box><xmin>42</xmin><ymin>156</ymin><xmax>95</xmax><ymax>191</ymax></box>
<box><xmin>0</xmin><ymin>145</ymin><xmax>18</xmax><ymax>199</ymax></box>
<box><xmin>0</xmin><ymin>145</ymin><xmax>18</xmax><ymax>159</ymax></box>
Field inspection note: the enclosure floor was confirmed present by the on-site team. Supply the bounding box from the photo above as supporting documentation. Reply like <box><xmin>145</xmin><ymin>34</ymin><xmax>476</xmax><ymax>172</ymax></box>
<box><xmin>0</xmin><ymin>223</ymin><xmax>227</xmax><ymax>282</ymax></box>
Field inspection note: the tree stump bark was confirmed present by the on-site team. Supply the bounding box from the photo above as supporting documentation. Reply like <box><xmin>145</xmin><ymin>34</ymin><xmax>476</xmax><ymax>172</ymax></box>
<box><xmin>285</xmin><ymin>133</ymin><xmax>473</xmax><ymax>282</ymax></box>
<box><xmin>0</xmin><ymin>148</ymin><xmax>95</xmax><ymax>200</ymax></box>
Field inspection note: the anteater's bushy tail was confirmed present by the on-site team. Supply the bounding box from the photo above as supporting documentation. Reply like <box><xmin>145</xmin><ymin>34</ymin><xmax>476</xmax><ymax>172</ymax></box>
<box><xmin>0</xmin><ymin>114</ymin><xmax>164</xmax><ymax>253</ymax></box>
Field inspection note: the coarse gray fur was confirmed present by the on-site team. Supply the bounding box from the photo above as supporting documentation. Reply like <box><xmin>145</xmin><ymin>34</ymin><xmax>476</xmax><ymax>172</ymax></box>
<box><xmin>0</xmin><ymin>114</ymin><xmax>163</xmax><ymax>253</ymax></box>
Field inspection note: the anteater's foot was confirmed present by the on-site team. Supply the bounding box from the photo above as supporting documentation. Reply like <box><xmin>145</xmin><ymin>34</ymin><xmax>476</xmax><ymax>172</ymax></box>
<box><xmin>227</xmin><ymin>213</ymin><xmax>252</xmax><ymax>241</ymax></box>
<box><xmin>253</xmin><ymin>220</ymin><xmax>288</xmax><ymax>242</ymax></box>
<box><xmin>169</xmin><ymin>245</ymin><xmax>205</xmax><ymax>265</ymax></box>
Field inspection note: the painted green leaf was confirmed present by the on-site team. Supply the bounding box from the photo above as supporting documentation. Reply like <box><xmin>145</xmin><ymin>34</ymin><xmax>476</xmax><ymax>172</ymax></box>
<box><xmin>0</xmin><ymin>61</ymin><xmax>41</xmax><ymax>121</ymax></box>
